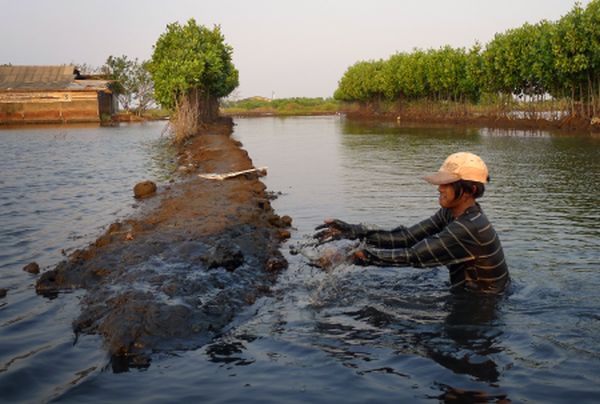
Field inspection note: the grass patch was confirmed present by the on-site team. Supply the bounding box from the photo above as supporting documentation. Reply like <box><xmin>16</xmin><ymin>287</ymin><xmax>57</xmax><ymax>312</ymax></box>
<box><xmin>221</xmin><ymin>97</ymin><xmax>341</xmax><ymax>116</ymax></box>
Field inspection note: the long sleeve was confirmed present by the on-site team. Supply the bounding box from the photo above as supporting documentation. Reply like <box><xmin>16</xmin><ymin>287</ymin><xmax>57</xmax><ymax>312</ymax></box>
<box><xmin>364</xmin><ymin>208</ymin><xmax>453</xmax><ymax>249</ymax></box>
<box><xmin>363</xmin><ymin>218</ymin><xmax>475</xmax><ymax>268</ymax></box>
<box><xmin>359</xmin><ymin>204</ymin><xmax>510</xmax><ymax>293</ymax></box>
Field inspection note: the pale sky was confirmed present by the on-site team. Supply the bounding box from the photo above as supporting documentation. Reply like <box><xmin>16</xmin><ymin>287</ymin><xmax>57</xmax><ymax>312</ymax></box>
<box><xmin>0</xmin><ymin>0</ymin><xmax>590</xmax><ymax>99</ymax></box>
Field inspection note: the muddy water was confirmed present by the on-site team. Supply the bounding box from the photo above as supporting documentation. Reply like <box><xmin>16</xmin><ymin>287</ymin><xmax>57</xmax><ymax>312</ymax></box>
<box><xmin>1</xmin><ymin>117</ymin><xmax>600</xmax><ymax>402</ymax></box>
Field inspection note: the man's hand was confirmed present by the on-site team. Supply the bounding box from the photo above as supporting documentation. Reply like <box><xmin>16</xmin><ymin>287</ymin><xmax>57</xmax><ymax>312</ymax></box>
<box><xmin>353</xmin><ymin>250</ymin><xmax>370</xmax><ymax>266</ymax></box>
<box><xmin>313</xmin><ymin>220</ymin><xmax>344</xmax><ymax>243</ymax></box>
<box><xmin>314</xmin><ymin>219</ymin><xmax>363</xmax><ymax>243</ymax></box>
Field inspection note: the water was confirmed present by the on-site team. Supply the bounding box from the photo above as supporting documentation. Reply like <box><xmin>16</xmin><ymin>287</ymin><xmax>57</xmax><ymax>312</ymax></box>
<box><xmin>0</xmin><ymin>122</ymin><xmax>174</xmax><ymax>401</ymax></box>
<box><xmin>1</xmin><ymin>117</ymin><xmax>599</xmax><ymax>402</ymax></box>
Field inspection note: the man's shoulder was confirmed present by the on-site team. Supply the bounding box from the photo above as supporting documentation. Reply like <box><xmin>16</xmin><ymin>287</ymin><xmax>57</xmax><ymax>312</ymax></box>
<box><xmin>430</xmin><ymin>208</ymin><xmax>454</xmax><ymax>227</ymax></box>
<box><xmin>460</xmin><ymin>204</ymin><xmax>493</xmax><ymax>230</ymax></box>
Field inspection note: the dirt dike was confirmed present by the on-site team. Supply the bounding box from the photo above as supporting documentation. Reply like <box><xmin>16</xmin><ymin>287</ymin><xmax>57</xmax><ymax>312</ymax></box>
<box><xmin>345</xmin><ymin>108</ymin><xmax>597</xmax><ymax>133</ymax></box>
<box><xmin>36</xmin><ymin>119</ymin><xmax>291</xmax><ymax>371</ymax></box>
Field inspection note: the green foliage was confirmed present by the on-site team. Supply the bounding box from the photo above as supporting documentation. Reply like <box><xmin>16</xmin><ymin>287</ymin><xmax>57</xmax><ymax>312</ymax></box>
<box><xmin>148</xmin><ymin>19</ymin><xmax>239</xmax><ymax>109</ymax></box>
<box><xmin>102</xmin><ymin>55</ymin><xmax>130</xmax><ymax>97</ymax></box>
<box><xmin>383</xmin><ymin>51</ymin><xmax>429</xmax><ymax>100</ymax></box>
<box><xmin>334</xmin><ymin>60</ymin><xmax>386</xmax><ymax>102</ymax></box>
<box><xmin>102</xmin><ymin>55</ymin><xmax>155</xmax><ymax>114</ymax></box>
<box><xmin>482</xmin><ymin>21</ymin><xmax>559</xmax><ymax>98</ymax></box>
<box><xmin>552</xmin><ymin>4</ymin><xmax>589</xmax><ymax>80</ymax></box>
<box><xmin>464</xmin><ymin>43</ymin><xmax>485</xmax><ymax>102</ymax></box>
<box><xmin>222</xmin><ymin>97</ymin><xmax>340</xmax><ymax>115</ymax></box>
<box><xmin>335</xmin><ymin>47</ymin><xmax>483</xmax><ymax>104</ymax></box>
<box><xmin>335</xmin><ymin>0</ymin><xmax>600</xmax><ymax>118</ymax></box>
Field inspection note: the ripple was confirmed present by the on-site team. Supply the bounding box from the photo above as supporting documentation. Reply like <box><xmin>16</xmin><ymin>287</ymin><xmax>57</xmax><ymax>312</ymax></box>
<box><xmin>2</xmin><ymin>118</ymin><xmax>599</xmax><ymax>402</ymax></box>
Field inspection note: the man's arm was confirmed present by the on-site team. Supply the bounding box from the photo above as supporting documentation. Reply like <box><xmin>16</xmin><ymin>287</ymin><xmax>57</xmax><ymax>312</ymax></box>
<box><xmin>363</xmin><ymin>208</ymin><xmax>453</xmax><ymax>249</ymax></box>
<box><xmin>357</xmin><ymin>219</ymin><xmax>475</xmax><ymax>268</ymax></box>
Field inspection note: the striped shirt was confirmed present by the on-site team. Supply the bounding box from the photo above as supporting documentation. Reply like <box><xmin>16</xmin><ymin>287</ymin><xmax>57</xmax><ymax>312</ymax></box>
<box><xmin>360</xmin><ymin>203</ymin><xmax>510</xmax><ymax>293</ymax></box>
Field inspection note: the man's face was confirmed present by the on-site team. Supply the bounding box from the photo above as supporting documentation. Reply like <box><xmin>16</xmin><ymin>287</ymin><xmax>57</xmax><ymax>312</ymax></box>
<box><xmin>437</xmin><ymin>183</ymin><xmax>458</xmax><ymax>209</ymax></box>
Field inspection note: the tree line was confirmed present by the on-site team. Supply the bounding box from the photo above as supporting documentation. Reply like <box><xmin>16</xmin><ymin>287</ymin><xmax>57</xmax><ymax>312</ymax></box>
<box><xmin>334</xmin><ymin>0</ymin><xmax>600</xmax><ymax>119</ymax></box>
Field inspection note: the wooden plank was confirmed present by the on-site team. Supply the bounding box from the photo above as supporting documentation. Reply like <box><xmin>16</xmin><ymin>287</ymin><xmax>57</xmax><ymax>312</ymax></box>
<box><xmin>198</xmin><ymin>166</ymin><xmax>268</xmax><ymax>181</ymax></box>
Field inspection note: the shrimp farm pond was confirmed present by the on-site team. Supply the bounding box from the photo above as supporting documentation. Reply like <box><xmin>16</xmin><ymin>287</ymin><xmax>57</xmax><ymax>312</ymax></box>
<box><xmin>1</xmin><ymin>117</ymin><xmax>599</xmax><ymax>402</ymax></box>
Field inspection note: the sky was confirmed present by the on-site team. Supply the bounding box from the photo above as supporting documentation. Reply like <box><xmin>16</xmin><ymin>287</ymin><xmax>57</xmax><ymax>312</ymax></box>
<box><xmin>1</xmin><ymin>0</ymin><xmax>591</xmax><ymax>99</ymax></box>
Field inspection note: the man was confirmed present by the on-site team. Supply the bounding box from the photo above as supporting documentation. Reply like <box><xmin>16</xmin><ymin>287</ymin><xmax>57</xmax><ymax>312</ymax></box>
<box><xmin>315</xmin><ymin>152</ymin><xmax>510</xmax><ymax>294</ymax></box>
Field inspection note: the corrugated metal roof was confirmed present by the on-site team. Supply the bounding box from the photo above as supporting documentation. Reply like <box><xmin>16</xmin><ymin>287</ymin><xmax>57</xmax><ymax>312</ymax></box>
<box><xmin>0</xmin><ymin>65</ymin><xmax>109</xmax><ymax>91</ymax></box>
<box><xmin>73</xmin><ymin>79</ymin><xmax>113</xmax><ymax>92</ymax></box>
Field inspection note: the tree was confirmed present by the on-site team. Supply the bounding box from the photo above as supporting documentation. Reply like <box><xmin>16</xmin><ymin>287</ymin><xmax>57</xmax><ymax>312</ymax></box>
<box><xmin>73</xmin><ymin>62</ymin><xmax>100</xmax><ymax>75</ymax></box>
<box><xmin>383</xmin><ymin>50</ymin><xmax>429</xmax><ymax>100</ymax></box>
<box><xmin>552</xmin><ymin>2</ymin><xmax>591</xmax><ymax>115</ymax></box>
<box><xmin>464</xmin><ymin>43</ymin><xmax>484</xmax><ymax>103</ymax></box>
<box><xmin>101</xmin><ymin>55</ymin><xmax>154</xmax><ymax>114</ymax></box>
<box><xmin>583</xmin><ymin>0</ymin><xmax>600</xmax><ymax>115</ymax></box>
<box><xmin>334</xmin><ymin>60</ymin><xmax>386</xmax><ymax>103</ymax></box>
<box><xmin>132</xmin><ymin>61</ymin><xmax>155</xmax><ymax>115</ymax></box>
<box><xmin>148</xmin><ymin>19</ymin><xmax>239</xmax><ymax>123</ymax></box>
<box><xmin>102</xmin><ymin>55</ymin><xmax>134</xmax><ymax>111</ymax></box>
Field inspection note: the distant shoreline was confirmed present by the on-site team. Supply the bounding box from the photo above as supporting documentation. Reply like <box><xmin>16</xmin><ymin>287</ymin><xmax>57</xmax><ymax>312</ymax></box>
<box><xmin>3</xmin><ymin>107</ymin><xmax>596</xmax><ymax>134</ymax></box>
<box><xmin>222</xmin><ymin>108</ymin><xmax>598</xmax><ymax>134</ymax></box>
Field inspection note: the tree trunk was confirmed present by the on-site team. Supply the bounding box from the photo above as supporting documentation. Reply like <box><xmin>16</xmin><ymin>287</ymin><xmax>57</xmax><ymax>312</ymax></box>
<box><xmin>597</xmin><ymin>74</ymin><xmax>600</xmax><ymax>117</ymax></box>
<box><xmin>188</xmin><ymin>88</ymin><xmax>220</xmax><ymax>125</ymax></box>
<box><xmin>579</xmin><ymin>83</ymin><xmax>585</xmax><ymax>118</ymax></box>
<box><xmin>571</xmin><ymin>86</ymin><xmax>576</xmax><ymax>117</ymax></box>
<box><xmin>589</xmin><ymin>73</ymin><xmax>596</xmax><ymax>117</ymax></box>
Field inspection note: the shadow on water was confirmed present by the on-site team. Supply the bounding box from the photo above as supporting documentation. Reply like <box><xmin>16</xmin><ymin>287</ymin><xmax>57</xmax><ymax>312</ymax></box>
<box><xmin>429</xmin><ymin>294</ymin><xmax>505</xmax><ymax>383</ymax></box>
<box><xmin>319</xmin><ymin>282</ymin><xmax>508</xmax><ymax>384</ymax></box>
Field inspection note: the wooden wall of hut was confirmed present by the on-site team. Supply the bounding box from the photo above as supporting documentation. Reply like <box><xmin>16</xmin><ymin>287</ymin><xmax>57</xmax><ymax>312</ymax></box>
<box><xmin>0</xmin><ymin>90</ymin><xmax>112</xmax><ymax>124</ymax></box>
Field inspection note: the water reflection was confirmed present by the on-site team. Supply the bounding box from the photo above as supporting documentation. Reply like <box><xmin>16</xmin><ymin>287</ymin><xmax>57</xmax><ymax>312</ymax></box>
<box><xmin>432</xmin><ymin>294</ymin><xmax>504</xmax><ymax>383</ymax></box>
<box><xmin>341</xmin><ymin>119</ymin><xmax>482</xmax><ymax>139</ymax></box>
<box><xmin>312</xmin><ymin>291</ymin><xmax>505</xmax><ymax>383</ymax></box>
<box><xmin>433</xmin><ymin>382</ymin><xmax>510</xmax><ymax>403</ymax></box>
<box><xmin>206</xmin><ymin>338</ymin><xmax>256</xmax><ymax>366</ymax></box>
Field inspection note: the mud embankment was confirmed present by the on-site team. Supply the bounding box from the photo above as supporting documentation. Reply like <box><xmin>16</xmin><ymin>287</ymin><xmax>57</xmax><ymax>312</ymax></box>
<box><xmin>36</xmin><ymin>120</ymin><xmax>291</xmax><ymax>370</ymax></box>
<box><xmin>222</xmin><ymin>107</ymin><xmax>600</xmax><ymax>133</ymax></box>
<box><xmin>345</xmin><ymin>106</ymin><xmax>600</xmax><ymax>133</ymax></box>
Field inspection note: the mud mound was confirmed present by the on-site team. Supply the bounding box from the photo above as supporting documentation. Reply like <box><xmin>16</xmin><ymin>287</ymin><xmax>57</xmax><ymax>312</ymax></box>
<box><xmin>36</xmin><ymin>121</ymin><xmax>291</xmax><ymax>370</ymax></box>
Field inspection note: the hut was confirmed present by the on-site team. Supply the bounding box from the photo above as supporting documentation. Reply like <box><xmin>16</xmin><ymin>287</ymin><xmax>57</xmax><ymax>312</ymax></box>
<box><xmin>0</xmin><ymin>65</ymin><xmax>117</xmax><ymax>124</ymax></box>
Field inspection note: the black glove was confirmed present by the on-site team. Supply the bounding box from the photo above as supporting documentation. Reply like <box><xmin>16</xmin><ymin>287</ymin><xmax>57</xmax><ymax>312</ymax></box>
<box><xmin>352</xmin><ymin>249</ymin><xmax>371</xmax><ymax>266</ymax></box>
<box><xmin>314</xmin><ymin>219</ymin><xmax>366</xmax><ymax>243</ymax></box>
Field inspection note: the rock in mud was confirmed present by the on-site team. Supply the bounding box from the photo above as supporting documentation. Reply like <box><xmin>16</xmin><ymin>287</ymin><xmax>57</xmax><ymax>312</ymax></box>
<box><xmin>268</xmin><ymin>214</ymin><xmax>293</xmax><ymax>228</ymax></box>
<box><xmin>280</xmin><ymin>215</ymin><xmax>293</xmax><ymax>227</ymax></box>
<box><xmin>276</xmin><ymin>229</ymin><xmax>291</xmax><ymax>240</ymax></box>
<box><xmin>23</xmin><ymin>262</ymin><xmax>40</xmax><ymax>274</ymax></box>
<box><xmin>266</xmin><ymin>256</ymin><xmax>288</xmax><ymax>273</ymax></box>
<box><xmin>133</xmin><ymin>180</ymin><xmax>157</xmax><ymax>199</ymax></box>
<box><xmin>202</xmin><ymin>242</ymin><xmax>245</xmax><ymax>271</ymax></box>
<box><xmin>0</xmin><ymin>288</ymin><xmax>7</xmax><ymax>298</ymax></box>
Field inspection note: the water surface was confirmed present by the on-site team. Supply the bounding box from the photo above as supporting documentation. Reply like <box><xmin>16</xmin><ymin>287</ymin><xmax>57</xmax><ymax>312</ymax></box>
<box><xmin>1</xmin><ymin>117</ymin><xmax>599</xmax><ymax>402</ymax></box>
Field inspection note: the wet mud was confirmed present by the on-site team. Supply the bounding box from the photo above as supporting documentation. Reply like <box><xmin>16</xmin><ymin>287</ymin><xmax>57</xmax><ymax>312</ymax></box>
<box><xmin>36</xmin><ymin>119</ymin><xmax>291</xmax><ymax>370</ymax></box>
<box><xmin>345</xmin><ymin>107</ymin><xmax>598</xmax><ymax>133</ymax></box>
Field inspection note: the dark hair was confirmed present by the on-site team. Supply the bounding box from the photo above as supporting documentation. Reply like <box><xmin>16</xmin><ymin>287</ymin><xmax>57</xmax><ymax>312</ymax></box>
<box><xmin>451</xmin><ymin>179</ymin><xmax>487</xmax><ymax>199</ymax></box>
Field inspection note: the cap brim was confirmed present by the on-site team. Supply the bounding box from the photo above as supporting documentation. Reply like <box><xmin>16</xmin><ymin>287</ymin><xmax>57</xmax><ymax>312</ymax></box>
<box><xmin>422</xmin><ymin>171</ymin><xmax>460</xmax><ymax>185</ymax></box>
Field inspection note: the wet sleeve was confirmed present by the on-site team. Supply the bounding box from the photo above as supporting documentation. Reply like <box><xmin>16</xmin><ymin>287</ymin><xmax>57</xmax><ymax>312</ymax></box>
<box><xmin>364</xmin><ymin>208</ymin><xmax>451</xmax><ymax>249</ymax></box>
<box><xmin>362</xmin><ymin>218</ymin><xmax>476</xmax><ymax>268</ymax></box>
